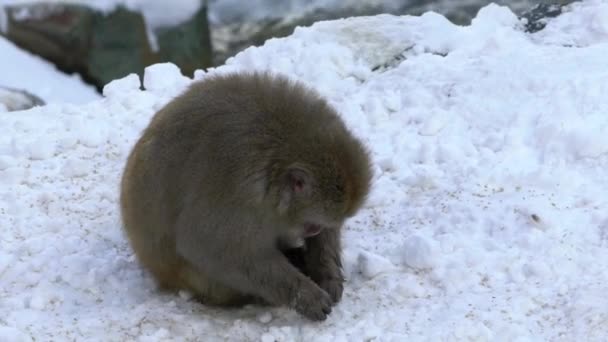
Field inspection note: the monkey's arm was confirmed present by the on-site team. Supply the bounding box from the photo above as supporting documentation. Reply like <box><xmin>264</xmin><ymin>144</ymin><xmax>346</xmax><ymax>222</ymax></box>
<box><xmin>304</xmin><ymin>228</ymin><xmax>345</xmax><ymax>304</ymax></box>
<box><xmin>175</xmin><ymin>212</ymin><xmax>334</xmax><ymax>321</ymax></box>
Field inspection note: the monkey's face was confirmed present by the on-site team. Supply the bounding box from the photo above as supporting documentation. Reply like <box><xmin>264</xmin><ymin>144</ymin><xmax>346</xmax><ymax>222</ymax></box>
<box><xmin>278</xmin><ymin>219</ymin><xmax>340</xmax><ymax>249</ymax></box>
<box><xmin>278</xmin><ymin>194</ymin><xmax>345</xmax><ymax>248</ymax></box>
<box><xmin>276</xmin><ymin>166</ymin><xmax>350</xmax><ymax>248</ymax></box>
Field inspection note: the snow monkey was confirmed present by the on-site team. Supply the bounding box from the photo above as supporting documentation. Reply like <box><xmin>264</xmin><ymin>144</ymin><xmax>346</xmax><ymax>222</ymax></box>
<box><xmin>120</xmin><ymin>71</ymin><xmax>372</xmax><ymax>321</ymax></box>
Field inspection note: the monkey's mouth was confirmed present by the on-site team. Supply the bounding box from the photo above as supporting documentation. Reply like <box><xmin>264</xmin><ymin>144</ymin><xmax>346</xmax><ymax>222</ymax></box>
<box><xmin>303</xmin><ymin>224</ymin><xmax>323</xmax><ymax>237</ymax></box>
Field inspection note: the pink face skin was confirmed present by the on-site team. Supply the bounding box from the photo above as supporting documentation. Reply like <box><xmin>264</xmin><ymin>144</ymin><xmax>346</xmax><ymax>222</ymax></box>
<box><xmin>303</xmin><ymin>223</ymin><xmax>323</xmax><ymax>237</ymax></box>
<box><xmin>279</xmin><ymin>223</ymin><xmax>326</xmax><ymax>249</ymax></box>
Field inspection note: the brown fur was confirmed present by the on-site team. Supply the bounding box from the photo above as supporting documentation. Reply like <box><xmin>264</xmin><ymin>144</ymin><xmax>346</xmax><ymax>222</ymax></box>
<box><xmin>120</xmin><ymin>71</ymin><xmax>372</xmax><ymax>320</ymax></box>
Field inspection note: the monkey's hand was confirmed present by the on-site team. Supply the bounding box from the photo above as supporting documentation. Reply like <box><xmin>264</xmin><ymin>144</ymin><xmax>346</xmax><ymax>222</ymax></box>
<box><xmin>316</xmin><ymin>274</ymin><xmax>344</xmax><ymax>304</ymax></box>
<box><xmin>304</xmin><ymin>228</ymin><xmax>345</xmax><ymax>304</ymax></box>
<box><xmin>294</xmin><ymin>282</ymin><xmax>333</xmax><ymax>321</ymax></box>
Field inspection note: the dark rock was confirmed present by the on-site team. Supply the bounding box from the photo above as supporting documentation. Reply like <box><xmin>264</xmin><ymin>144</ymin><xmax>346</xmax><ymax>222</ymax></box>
<box><xmin>86</xmin><ymin>6</ymin><xmax>156</xmax><ymax>89</ymax></box>
<box><xmin>210</xmin><ymin>0</ymin><xmax>553</xmax><ymax>65</ymax></box>
<box><xmin>2</xmin><ymin>4</ymin><xmax>94</xmax><ymax>72</ymax></box>
<box><xmin>0</xmin><ymin>86</ymin><xmax>45</xmax><ymax>112</ymax></box>
<box><xmin>154</xmin><ymin>4</ymin><xmax>213</xmax><ymax>78</ymax></box>
<box><xmin>212</xmin><ymin>5</ymin><xmax>386</xmax><ymax>65</ymax></box>
<box><xmin>2</xmin><ymin>2</ymin><xmax>212</xmax><ymax>91</ymax></box>
<box><xmin>520</xmin><ymin>2</ymin><xmax>579</xmax><ymax>33</ymax></box>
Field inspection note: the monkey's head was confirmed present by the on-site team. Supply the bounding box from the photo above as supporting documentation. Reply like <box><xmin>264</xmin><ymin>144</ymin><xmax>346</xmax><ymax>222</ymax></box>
<box><xmin>274</xmin><ymin>148</ymin><xmax>372</xmax><ymax>247</ymax></box>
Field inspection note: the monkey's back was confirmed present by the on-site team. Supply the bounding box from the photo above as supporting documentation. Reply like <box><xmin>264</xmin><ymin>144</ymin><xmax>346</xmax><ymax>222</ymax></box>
<box><xmin>120</xmin><ymin>71</ymin><xmax>369</xmax><ymax>298</ymax></box>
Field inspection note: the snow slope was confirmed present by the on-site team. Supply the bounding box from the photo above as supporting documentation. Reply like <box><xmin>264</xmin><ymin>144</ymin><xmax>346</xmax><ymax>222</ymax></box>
<box><xmin>2</xmin><ymin>1</ymin><xmax>608</xmax><ymax>341</ymax></box>
<box><xmin>0</xmin><ymin>36</ymin><xmax>99</xmax><ymax>110</ymax></box>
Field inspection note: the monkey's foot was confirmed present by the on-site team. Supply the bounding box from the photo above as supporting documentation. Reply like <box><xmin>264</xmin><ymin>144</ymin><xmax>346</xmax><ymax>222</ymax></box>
<box><xmin>294</xmin><ymin>284</ymin><xmax>333</xmax><ymax>321</ymax></box>
<box><xmin>317</xmin><ymin>277</ymin><xmax>344</xmax><ymax>304</ymax></box>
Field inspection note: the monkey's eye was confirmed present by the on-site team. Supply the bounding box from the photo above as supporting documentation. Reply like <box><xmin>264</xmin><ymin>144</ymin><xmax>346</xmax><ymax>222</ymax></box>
<box><xmin>294</xmin><ymin>179</ymin><xmax>304</xmax><ymax>192</ymax></box>
<box><xmin>286</xmin><ymin>167</ymin><xmax>310</xmax><ymax>195</ymax></box>
<box><xmin>333</xmin><ymin>183</ymin><xmax>344</xmax><ymax>195</ymax></box>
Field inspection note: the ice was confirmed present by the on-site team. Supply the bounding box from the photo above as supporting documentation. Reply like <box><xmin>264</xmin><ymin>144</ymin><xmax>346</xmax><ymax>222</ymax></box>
<box><xmin>0</xmin><ymin>326</ymin><xmax>31</xmax><ymax>342</ymax></box>
<box><xmin>260</xmin><ymin>333</ymin><xmax>275</xmax><ymax>342</ymax></box>
<box><xmin>357</xmin><ymin>250</ymin><xmax>397</xmax><ymax>279</ymax></box>
<box><xmin>2</xmin><ymin>1</ymin><xmax>608</xmax><ymax>341</ymax></box>
<box><xmin>0</xmin><ymin>155</ymin><xmax>15</xmax><ymax>170</ymax></box>
<box><xmin>61</xmin><ymin>158</ymin><xmax>89</xmax><ymax>178</ymax></box>
<box><xmin>256</xmin><ymin>312</ymin><xmax>273</xmax><ymax>324</ymax></box>
<box><xmin>177</xmin><ymin>290</ymin><xmax>193</xmax><ymax>301</ymax></box>
<box><xmin>533</xmin><ymin>0</ymin><xmax>608</xmax><ymax>47</ymax></box>
<box><xmin>470</xmin><ymin>3</ymin><xmax>520</xmax><ymax>29</ymax></box>
<box><xmin>143</xmin><ymin>62</ymin><xmax>190</xmax><ymax>92</ymax></box>
<box><xmin>27</xmin><ymin>138</ymin><xmax>55</xmax><ymax>160</ymax></box>
<box><xmin>401</xmin><ymin>234</ymin><xmax>437</xmax><ymax>270</ymax></box>
<box><xmin>102</xmin><ymin>73</ymin><xmax>141</xmax><ymax>98</ymax></box>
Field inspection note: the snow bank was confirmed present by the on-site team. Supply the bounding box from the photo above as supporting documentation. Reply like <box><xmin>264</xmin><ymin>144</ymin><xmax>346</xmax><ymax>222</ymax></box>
<box><xmin>206</xmin><ymin>0</ymin><xmax>403</xmax><ymax>24</ymax></box>
<box><xmin>532</xmin><ymin>0</ymin><xmax>608</xmax><ymax>46</ymax></box>
<box><xmin>0</xmin><ymin>36</ymin><xmax>99</xmax><ymax>110</ymax></box>
<box><xmin>2</xmin><ymin>1</ymin><xmax>608</xmax><ymax>341</ymax></box>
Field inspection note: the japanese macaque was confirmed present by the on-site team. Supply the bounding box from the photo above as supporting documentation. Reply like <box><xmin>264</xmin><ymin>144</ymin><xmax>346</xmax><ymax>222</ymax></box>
<box><xmin>120</xmin><ymin>71</ymin><xmax>372</xmax><ymax>321</ymax></box>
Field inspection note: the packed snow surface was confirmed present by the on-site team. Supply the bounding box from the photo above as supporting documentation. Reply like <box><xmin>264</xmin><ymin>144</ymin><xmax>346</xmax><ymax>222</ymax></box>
<box><xmin>2</xmin><ymin>1</ymin><xmax>608</xmax><ymax>341</ymax></box>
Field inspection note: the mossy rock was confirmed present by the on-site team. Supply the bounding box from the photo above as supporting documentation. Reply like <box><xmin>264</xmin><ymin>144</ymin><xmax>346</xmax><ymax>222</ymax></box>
<box><xmin>2</xmin><ymin>2</ymin><xmax>212</xmax><ymax>91</ymax></box>
<box><xmin>155</xmin><ymin>4</ymin><xmax>213</xmax><ymax>77</ymax></box>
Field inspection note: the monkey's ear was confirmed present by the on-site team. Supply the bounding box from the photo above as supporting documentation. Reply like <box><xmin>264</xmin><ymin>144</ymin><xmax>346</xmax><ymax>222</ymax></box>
<box><xmin>286</xmin><ymin>167</ymin><xmax>311</xmax><ymax>196</ymax></box>
<box><xmin>278</xmin><ymin>166</ymin><xmax>312</xmax><ymax>213</ymax></box>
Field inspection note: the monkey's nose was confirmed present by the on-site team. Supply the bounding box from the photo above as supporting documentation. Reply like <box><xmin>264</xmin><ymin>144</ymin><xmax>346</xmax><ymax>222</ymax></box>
<box><xmin>303</xmin><ymin>224</ymin><xmax>323</xmax><ymax>237</ymax></box>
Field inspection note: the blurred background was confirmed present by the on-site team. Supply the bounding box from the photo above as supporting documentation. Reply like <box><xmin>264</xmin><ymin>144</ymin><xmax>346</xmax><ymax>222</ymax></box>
<box><xmin>0</xmin><ymin>0</ymin><xmax>575</xmax><ymax>111</ymax></box>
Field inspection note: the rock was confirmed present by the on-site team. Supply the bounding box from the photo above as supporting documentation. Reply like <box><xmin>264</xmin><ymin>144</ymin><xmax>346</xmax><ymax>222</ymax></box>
<box><xmin>210</xmin><ymin>0</ymin><xmax>571</xmax><ymax>65</ymax></box>
<box><xmin>86</xmin><ymin>6</ymin><xmax>156</xmax><ymax>89</ymax></box>
<box><xmin>2</xmin><ymin>2</ymin><xmax>212</xmax><ymax>91</ymax></box>
<box><xmin>520</xmin><ymin>2</ymin><xmax>575</xmax><ymax>33</ymax></box>
<box><xmin>212</xmin><ymin>5</ymin><xmax>388</xmax><ymax>65</ymax></box>
<box><xmin>2</xmin><ymin>4</ymin><xmax>93</xmax><ymax>72</ymax></box>
<box><xmin>0</xmin><ymin>86</ymin><xmax>45</xmax><ymax>112</ymax></box>
<box><xmin>142</xmin><ymin>63</ymin><xmax>190</xmax><ymax>91</ymax></box>
<box><xmin>154</xmin><ymin>4</ymin><xmax>213</xmax><ymax>78</ymax></box>
<box><xmin>0</xmin><ymin>0</ymin><xmax>581</xmax><ymax>86</ymax></box>
<box><xmin>401</xmin><ymin>234</ymin><xmax>437</xmax><ymax>270</ymax></box>
<box><xmin>102</xmin><ymin>73</ymin><xmax>141</xmax><ymax>98</ymax></box>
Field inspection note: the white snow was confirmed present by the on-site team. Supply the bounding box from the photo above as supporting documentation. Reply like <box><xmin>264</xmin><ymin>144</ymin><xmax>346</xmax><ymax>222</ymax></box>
<box><xmin>357</xmin><ymin>251</ymin><xmax>398</xmax><ymax>279</ymax></box>
<box><xmin>141</xmin><ymin>63</ymin><xmax>191</xmax><ymax>92</ymax></box>
<box><xmin>101</xmin><ymin>73</ymin><xmax>141</xmax><ymax>98</ymax></box>
<box><xmin>532</xmin><ymin>0</ymin><xmax>608</xmax><ymax>46</ymax></box>
<box><xmin>401</xmin><ymin>234</ymin><xmax>437</xmax><ymax>270</ymax></box>
<box><xmin>0</xmin><ymin>35</ymin><xmax>99</xmax><ymax>110</ymax></box>
<box><xmin>2</xmin><ymin>1</ymin><xmax>608</xmax><ymax>341</ymax></box>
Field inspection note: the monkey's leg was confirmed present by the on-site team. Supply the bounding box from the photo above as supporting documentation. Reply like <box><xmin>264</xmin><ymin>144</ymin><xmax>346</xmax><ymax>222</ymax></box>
<box><xmin>303</xmin><ymin>228</ymin><xmax>345</xmax><ymax>304</ymax></box>
<box><xmin>176</xmin><ymin>229</ymin><xmax>334</xmax><ymax>320</ymax></box>
<box><xmin>226</xmin><ymin>252</ymin><xmax>333</xmax><ymax>320</ymax></box>
<box><xmin>177</xmin><ymin>262</ymin><xmax>257</xmax><ymax>307</ymax></box>
<box><xmin>282</xmin><ymin>247</ymin><xmax>308</xmax><ymax>275</ymax></box>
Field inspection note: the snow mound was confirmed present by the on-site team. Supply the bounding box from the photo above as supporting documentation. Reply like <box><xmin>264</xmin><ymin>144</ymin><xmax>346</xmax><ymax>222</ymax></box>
<box><xmin>532</xmin><ymin>0</ymin><xmax>608</xmax><ymax>46</ymax></box>
<box><xmin>142</xmin><ymin>62</ymin><xmax>191</xmax><ymax>91</ymax></box>
<box><xmin>2</xmin><ymin>2</ymin><xmax>608</xmax><ymax>341</ymax></box>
